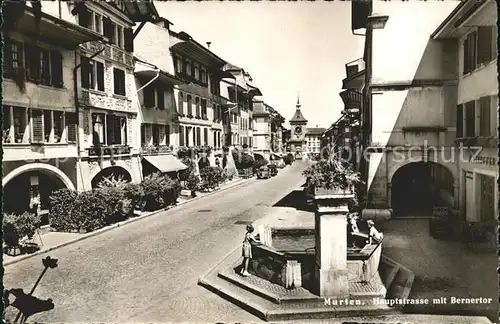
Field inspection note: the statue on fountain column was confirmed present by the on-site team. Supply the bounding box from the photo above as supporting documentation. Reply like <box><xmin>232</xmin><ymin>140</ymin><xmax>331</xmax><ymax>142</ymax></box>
<box><xmin>347</xmin><ymin>213</ymin><xmax>368</xmax><ymax>248</ymax></box>
<box><xmin>367</xmin><ymin>220</ymin><xmax>384</xmax><ymax>244</ymax></box>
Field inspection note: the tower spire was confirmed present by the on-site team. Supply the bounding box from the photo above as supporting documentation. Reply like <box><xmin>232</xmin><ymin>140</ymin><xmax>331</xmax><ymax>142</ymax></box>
<box><xmin>296</xmin><ymin>93</ymin><xmax>301</xmax><ymax>109</ymax></box>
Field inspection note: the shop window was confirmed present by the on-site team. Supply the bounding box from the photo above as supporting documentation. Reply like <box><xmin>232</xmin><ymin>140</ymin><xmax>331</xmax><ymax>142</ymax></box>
<box><xmin>113</xmin><ymin>68</ymin><xmax>126</xmax><ymax>96</ymax></box>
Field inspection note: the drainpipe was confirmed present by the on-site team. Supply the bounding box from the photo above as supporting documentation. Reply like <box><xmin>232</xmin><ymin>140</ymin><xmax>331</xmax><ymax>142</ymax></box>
<box><xmin>73</xmin><ymin>46</ymin><xmax>106</xmax><ymax>191</ymax></box>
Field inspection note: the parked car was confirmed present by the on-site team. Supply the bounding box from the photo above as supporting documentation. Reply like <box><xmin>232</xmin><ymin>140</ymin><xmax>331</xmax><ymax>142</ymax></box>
<box><xmin>268</xmin><ymin>164</ymin><xmax>278</xmax><ymax>177</ymax></box>
<box><xmin>257</xmin><ymin>166</ymin><xmax>271</xmax><ymax>179</ymax></box>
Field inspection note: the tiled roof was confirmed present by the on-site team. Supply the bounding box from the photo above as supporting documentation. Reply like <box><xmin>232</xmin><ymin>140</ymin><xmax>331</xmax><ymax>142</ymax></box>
<box><xmin>306</xmin><ymin>127</ymin><xmax>326</xmax><ymax>135</ymax></box>
<box><xmin>290</xmin><ymin>108</ymin><xmax>307</xmax><ymax>123</ymax></box>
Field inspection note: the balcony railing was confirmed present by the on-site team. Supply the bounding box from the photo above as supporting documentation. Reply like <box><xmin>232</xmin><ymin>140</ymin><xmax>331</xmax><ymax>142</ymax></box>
<box><xmin>140</xmin><ymin>145</ymin><xmax>173</xmax><ymax>155</ymax></box>
<box><xmin>87</xmin><ymin>145</ymin><xmax>131</xmax><ymax>157</ymax></box>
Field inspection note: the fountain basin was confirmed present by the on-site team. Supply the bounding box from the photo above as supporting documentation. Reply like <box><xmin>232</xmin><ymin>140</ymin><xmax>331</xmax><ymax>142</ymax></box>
<box><xmin>249</xmin><ymin>228</ymin><xmax>383</xmax><ymax>291</ymax></box>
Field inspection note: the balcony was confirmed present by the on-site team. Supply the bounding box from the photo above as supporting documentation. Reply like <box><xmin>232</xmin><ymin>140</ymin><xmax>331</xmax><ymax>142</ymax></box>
<box><xmin>345</xmin><ymin>58</ymin><xmax>365</xmax><ymax>78</ymax></box>
<box><xmin>86</xmin><ymin>145</ymin><xmax>131</xmax><ymax>158</ymax></box>
<box><xmin>140</xmin><ymin>145</ymin><xmax>173</xmax><ymax>156</ymax></box>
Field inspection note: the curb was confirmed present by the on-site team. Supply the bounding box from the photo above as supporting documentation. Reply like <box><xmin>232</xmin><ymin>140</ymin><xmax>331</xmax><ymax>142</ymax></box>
<box><xmin>3</xmin><ymin>177</ymin><xmax>255</xmax><ymax>267</ymax></box>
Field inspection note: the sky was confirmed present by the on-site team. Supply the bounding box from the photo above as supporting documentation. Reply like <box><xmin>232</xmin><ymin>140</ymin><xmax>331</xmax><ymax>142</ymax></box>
<box><xmin>154</xmin><ymin>1</ymin><xmax>364</xmax><ymax>129</ymax></box>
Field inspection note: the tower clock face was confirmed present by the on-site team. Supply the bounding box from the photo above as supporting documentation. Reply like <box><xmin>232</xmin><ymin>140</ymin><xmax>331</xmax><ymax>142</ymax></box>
<box><xmin>294</xmin><ymin>126</ymin><xmax>302</xmax><ymax>135</ymax></box>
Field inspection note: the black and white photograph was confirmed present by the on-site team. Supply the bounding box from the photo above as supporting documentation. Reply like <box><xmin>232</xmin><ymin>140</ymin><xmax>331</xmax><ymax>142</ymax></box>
<box><xmin>2</xmin><ymin>0</ymin><xmax>498</xmax><ymax>323</ymax></box>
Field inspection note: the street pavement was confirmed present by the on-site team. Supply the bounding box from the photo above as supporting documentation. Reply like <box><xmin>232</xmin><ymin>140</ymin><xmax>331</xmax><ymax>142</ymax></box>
<box><xmin>3</xmin><ymin>162</ymin><xmax>309</xmax><ymax>323</ymax></box>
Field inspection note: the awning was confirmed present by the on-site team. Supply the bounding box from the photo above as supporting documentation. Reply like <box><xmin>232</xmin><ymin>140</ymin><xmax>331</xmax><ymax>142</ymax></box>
<box><xmin>143</xmin><ymin>155</ymin><xmax>188</xmax><ymax>173</ymax></box>
<box><xmin>171</xmin><ymin>33</ymin><xmax>226</xmax><ymax>67</ymax></box>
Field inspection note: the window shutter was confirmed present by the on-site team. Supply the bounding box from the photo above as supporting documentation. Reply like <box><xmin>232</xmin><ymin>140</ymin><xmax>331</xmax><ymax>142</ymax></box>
<box><xmin>479</xmin><ymin>96</ymin><xmax>491</xmax><ymax>137</ymax></box>
<box><xmin>477</xmin><ymin>26</ymin><xmax>493</xmax><ymax>65</ymax></box>
<box><xmin>81</xmin><ymin>56</ymin><xmax>90</xmax><ymax>89</ymax></box>
<box><xmin>456</xmin><ymin>104</ymin><xmax>463</xmax><ymax>138</ymax></box>
<box><xmin>50</xmin><ymin>51</ymin><xmax>63</xmax><ymax>87</ymax></box>
<box><xmin>178</xmin><ymin>92</ymin><xmax>184</xmax><ymax>114</ymax></box>
<box><xmin>103</xmin><ymin>17</ymin><xmax>113</xmax><ymax>40</ymax></box>
<box><xmin>32</xmin><ymin>110</ymin><xmax>44</xmax><ymax>142</ymax></box>
<box><xmin>96</xmin><ymin>61</ymin><xmax>104</xmax><ymax>91</ymax></box>
<box><xmin>3</xmin><ymin>40</ymin><xmax>12</xmax><ymax>76</ymax></box>
<box><xmin>124</xmin><ymin>28</ymin><xmax>134</xmax><ymax>52</ymax></box>
<box><xmin>157</xmin><ymin>87</ymin><xmax>165</xmax><ymax>110</ymax></box>
<box><xmin>66</xmin><ymin>112</ymin><xmax>77</xmax><ymax>142</ymax></box>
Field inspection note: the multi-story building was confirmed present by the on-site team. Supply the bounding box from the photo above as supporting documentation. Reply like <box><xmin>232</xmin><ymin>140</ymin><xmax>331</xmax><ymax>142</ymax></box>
<box><xmin>305</xmin><ymin>127</ymin><xmax>326</xmax><ymax>156</ymax></box>
<box><xmin>221</xmin><ymin>64</ymin><xmax>262</xmax><ymax>150</ymax></box>
<box><xmin>252</xmin><ymin>99</ymin><xmax>272</xmax><ymax>160</ymax></box>
<box><xmin>2</xmin><ymin>1</ymin><xmax>104</xmax><ymax>216</ymax></box>
<box><xmin>353</xmin><ymin>0</ymin><xmax>470</xmax><ymax>220</ymax></box>
<box><xmin>432</xmin><ymin>0</ymin><xmax>498</xmax><ymax>246</ymax></box>
<box><xmin>72</xmin><ymin>1</ymin><xmax>159</xmax><ymax>190</ymax></box>
<box><xmin>134</xmin><ymin>19</ymin><xmax>230</xmax><ymax>164</ymax></box>
<box><xmin>269</xmin><ymin>107</ymin><xmax>285</xmax><ymax>156</ymax></box>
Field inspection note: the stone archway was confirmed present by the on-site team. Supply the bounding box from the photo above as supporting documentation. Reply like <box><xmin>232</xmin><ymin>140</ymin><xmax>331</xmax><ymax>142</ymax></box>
<box><xmin>391</xmin><ymin>161</ymin><xmax>454</xmax><ymax>217</ymax></box>
<box><xmin>254</xmin><ymin>153</ymin><xmax>265</xmax><ymax>161</ymax></box>
<box><xmin>91</xmin><ymin>166</ymin><xmax>132</xmax><ymax>189</ymax></box>
<box><xmin>2</xmin><ymin>163</ymin><xmax>76</xmax><ymax>215</ymax></box>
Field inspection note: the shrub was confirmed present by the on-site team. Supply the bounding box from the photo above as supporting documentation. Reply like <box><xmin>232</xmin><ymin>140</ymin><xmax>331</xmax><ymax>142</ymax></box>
<box><xmin>253</xmin><ymin>159</ymin><xmax>268</xmax><ymax>170</ymax></box>
<box><xmin>2</xmin><ymin>212</ymin><xmax>40</xmax><ymax>247</ymax></box>
<box><xmin>200</xmin><ymin>166</ymin><xmax>226</xmax><ymax>190</ymax></box>
<box><xmin>185</xmin><ymin>171</ymin><xmax>201</xmax><ymax>192</ymax></box>
<box><xmin>49</xmin><ymin>189</ymin><xmax>80</xmax><ymax>232</ymax></box>
<box><xmin>233</xmin><ymin>152</ymin><xmax>254</xmax><ymax>170</ymax></box>
<box><xmin>141</xmin><ymin>172</ymin><xmax>179</xmax><ymax>211</ymax></box>
<box><xmin>283</xmin><ymin>154</ymin><xmax>294</xmax><ymax>165</ymax></box>
<box><xmin>122</xmin><ymin>182</ymin><xmax>144</xmax><ymax>208</ymax></box>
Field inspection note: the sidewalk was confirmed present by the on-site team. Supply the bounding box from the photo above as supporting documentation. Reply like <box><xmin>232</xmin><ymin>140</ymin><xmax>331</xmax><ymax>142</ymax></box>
<box><xmin>3</xmin><ymin>176</ymin><xmax>255</xmax><ymax>267</ymax></box>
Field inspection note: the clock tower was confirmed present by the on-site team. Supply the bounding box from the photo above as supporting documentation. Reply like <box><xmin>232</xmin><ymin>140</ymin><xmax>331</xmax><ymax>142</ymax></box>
<box><xmin>288</xmin><ymin>94</ymin><xmax>308</xmax><ymax>157</ymax></box>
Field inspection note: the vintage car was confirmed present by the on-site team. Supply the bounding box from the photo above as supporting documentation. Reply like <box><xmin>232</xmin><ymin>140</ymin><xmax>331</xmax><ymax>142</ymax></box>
<box><xmin>268</xmin><ymin>164</ymin><xmax>278</xmax><ymax>177</ymax></box>
<box><xmin>257</xmin><ymin>166</ymin><xmax>271</xmax><ymax>179</ymax></box>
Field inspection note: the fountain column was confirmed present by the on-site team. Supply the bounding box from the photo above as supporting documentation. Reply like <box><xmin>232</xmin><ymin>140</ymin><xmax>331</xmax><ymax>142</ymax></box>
<box><xmin>314</xmin><ymin>191</ymin><xmax>354</xmax><ymax>298</ymax></box>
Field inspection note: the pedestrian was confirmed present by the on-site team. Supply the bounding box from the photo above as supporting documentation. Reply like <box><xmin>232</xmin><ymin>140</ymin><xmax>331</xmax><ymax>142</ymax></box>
<box><xmin>240</xmin><ymin>224</ymin><xmax>261</xmax><ymax>277</ymax></box>
<box><xmin>367</xmin><ymin>220</ymin><xmax>384</xmax><ymax>244</ymax></box>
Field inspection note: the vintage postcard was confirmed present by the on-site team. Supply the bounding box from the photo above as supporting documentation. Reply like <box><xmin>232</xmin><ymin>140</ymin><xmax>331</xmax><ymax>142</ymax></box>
<box><xmin>2</xmin><ymin>0</ymin><xmax>498</xmax><ymax>324</ymax></box>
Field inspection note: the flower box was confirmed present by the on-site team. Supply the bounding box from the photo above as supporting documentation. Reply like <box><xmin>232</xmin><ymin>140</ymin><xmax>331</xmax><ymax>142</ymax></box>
<box><xmin>313</xmin><ymin>186</ymin><xmax>354</xmax><ymax>198</ymax></box>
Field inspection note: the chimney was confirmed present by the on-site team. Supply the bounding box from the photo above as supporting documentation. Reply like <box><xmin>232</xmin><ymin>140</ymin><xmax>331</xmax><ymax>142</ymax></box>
<box><xmin>206</xmin><ymin>41</ymin><xmax>211</xmax><ymax>49</ymax></box>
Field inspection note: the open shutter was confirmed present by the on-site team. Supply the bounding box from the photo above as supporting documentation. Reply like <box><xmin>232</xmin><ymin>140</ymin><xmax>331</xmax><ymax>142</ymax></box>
<box><xmin>3</xmin><ymin>40</ymin><xmax>12</xmax><ymax>77</ymax></box>
<box><xmin>50</xmin><ymin>51</ymin><xmax>63</xmax><ymax>87</ymax></box>
<box><xmin>124</xmin><ymin>28</ymin><xmax>134</xmax><ymax>53</ymax></box>
<box><xmin>32</xmin><ymin>109</ymin><xmax>44</xmax><ymax>142</ymax></box>
<box><xmin>80</xmin><ymin>56</ymin><xmax>90</xmax><ymax>89</ymax></box>
<box><xmin>96</xmin><ymin>61</ymin><xmax>105</xmax><ymax>91</ymax></box>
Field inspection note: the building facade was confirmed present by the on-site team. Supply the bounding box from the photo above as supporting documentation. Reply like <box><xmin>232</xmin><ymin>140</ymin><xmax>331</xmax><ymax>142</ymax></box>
<box><xmin>2</xmin><ymin>2</ymin><xmax>104</xmax><ymax>217</ymax></box>
<box><xmin>305</xmin><ymin>127</ymin><xmax>326</xmax><ymax>155</ymax></box>
<box><xmin>356</xmin><ymin>0</ymin><xmax>461</xmax><ymax>217</ymax></box>
<box><xmin>432</xmin><ymin>0</ymin><xmax>498</xmax><ymax>246</ymax></box>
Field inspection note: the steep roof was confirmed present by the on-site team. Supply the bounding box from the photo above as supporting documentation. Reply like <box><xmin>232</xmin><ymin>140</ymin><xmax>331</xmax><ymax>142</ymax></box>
<box><xmin>290</xmin><ymin>108</ymin><xmax>308</xmax><ymax>123</ymax></box>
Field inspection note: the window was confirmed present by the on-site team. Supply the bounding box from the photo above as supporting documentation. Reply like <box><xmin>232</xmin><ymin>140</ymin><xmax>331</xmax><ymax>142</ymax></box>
<box><xmin>143</xmin><ymin>86</ymin><xmax>155</xmax><ymax>108</ymax></box>
<box><xmin>204</xmin><ymin>128</ymin><xmax>208</xmax><ymax>145</ymax></box>
<box><xmin>463</xmin><ymin>27</ymin><xmax>495</xmax><ymax>75</ymax></box>
<box><xmin>178</xmin><ymin>92</ymin><xmax>184</xmax><ymax>114</ymax></box>
<box><xmin>201</xmin><ymin>99</ymin><xmax>207</xmax><ymax>118</ymax></box>
<box><xmin>113</xmin><ymin>68</ymin><xmax>126</xmax><ymax>96</ymax></box>
<box><xmin>140</xmin><ymin>124</ymin><xmax>146</xmax><ymax>146</ymax></box>
<box><xmin>106</xmin><ymin>115</ymin><xmax>126</xmax><ymax>145</ymax></box>
<box><xmin>479</xmin><ymin>96</ymin><xmax>491</xmax><ymax>137</ymax></box>
<box><xmin>78</xmin><ymin>7</ymin><xmax>92</xmax><ymax>29</ymax></box>
<box><xmin>65</xmin><ymin>112</ymin><xmax>77</xmax><ymax>142</ymax></box>
<box><xmin>187</xmin><ymin>95</ymin><xmax>193</xmax><ymax>116</ymax></box>
<box><xmin>152</xmin><ymin>124</ymin><xmax>161</xmax><ymax>146</ymax></box>
<box><xmin>175</xmin><ymin>56</ymin><xmax>183</xmax><ymax>74</ymax></box>
<box><xmin>13</xmin><ymin>107</ymin><xmax>27</xmax><ymax>143</ymax></box>
<box><xmin>213</xmin><ymin>131</ymin><xmax>217</xmax><ymax>148</ymax></box>
<box><xmin>31</xmin><ymin>109</ymin><xmax>44</xmax><ymax>142</ymax></box>
<box><xmin>179</xmin><ymin>125</ymin><xmax>184</xmax><ymax>146</ymax></box>
<box><xmin>464</xmin><ymin>100</ymin><xmax>475</xmax><ymax>137</ymax></box>
<box><xmin>157</xmin><ymin>87</ymin><xmax>165</xmax><ymax>110</ymax></box>
<box><xmin>201</xmin><ymin>69</ymin><xmax>207</xmax><ymax>84</ymax></box>
<box><xmin>116</xmin><ymin>25</ymin><xmax>124</xmax><ymax>48</ymax></box>
<box><xmin>81</xmin><ymin>56</ymin><xmax>104</xmax><ymax>91</ymax></box>
<box><xmin>92</xmin><ymin>113</ymin><xmax>105</xmax><ymax>145</ymax></box>
<box><xmin>94</xmin><ymin>14</ymin><xmax>102</xmax><ymax>34</ymax></box>
<box><xmin>194</xmin><ymin>65</ymin><xmax>200</xmax><ymax>80</ymax></box>
<box><xmin>54</xmin><ymin>111</ymin><xmax>63</xmax><ymax>143</ymax></box>
<box><xmin>25</xmin><ymin>43</ymin><xmax>40</xmax><ymax>82</ymax></box>
<box><xmin>196</xmin><ymin>127</ymin><xmax>201</xmax><ymax>146</ymax></box>
<box><xmin>478</xmin><ymin>174</ymin><xmax>495</xmax><ymax>223</ymax></box>
<box><xmin>213</xmin><ymin>104</ymin><xmax>217</xmax><ymax>121</ymax></box>
<box><xmin>185</xmin><ymin>60</ymin><xmax>192</xmax><ymax>76</ymax></box>
<box><xmin>103</xmin><ymin>17</ymin><xmax>115</xmax><ymax>44</ymax></box>
<box><xmin>43</xmin><ymin>111</ymin><xmax>52</xmax><ymax>143</ymax></box>
<box><xmin>195</xmin><ymin>97</ymin><xmax>200</xmax><ymax>117</ymax></box>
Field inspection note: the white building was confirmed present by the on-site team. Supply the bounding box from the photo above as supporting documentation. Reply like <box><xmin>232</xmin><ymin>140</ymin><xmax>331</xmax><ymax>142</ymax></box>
<box><xmin>305</xmin><ymin>127</ymin><xmax>326</xmax><ymax>155</ymax></box>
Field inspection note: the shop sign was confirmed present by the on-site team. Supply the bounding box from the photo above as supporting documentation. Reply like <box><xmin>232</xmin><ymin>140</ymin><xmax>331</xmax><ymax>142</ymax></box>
<box><xmin>471</xmin><ymin>155</ymin><xmax>497</xmax><ymax>166</ymax></box>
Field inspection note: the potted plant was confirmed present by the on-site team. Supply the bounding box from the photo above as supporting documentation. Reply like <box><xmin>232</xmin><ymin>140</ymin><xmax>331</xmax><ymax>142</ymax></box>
<box><xmin>302</xmin><ymin>148</ymin><xmax>362</xmax><ymax>197</ymax></box>
<box><xmin>3</xmin><ymin>212</ymin><xmax>41</xmax><ymax>256</ymax></box>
